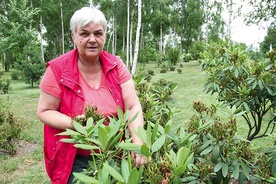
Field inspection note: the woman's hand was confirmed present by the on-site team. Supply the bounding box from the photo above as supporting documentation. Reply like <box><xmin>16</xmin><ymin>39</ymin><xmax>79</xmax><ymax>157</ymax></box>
<box><xmin>131</xmin><ymin>152</ymin><xmax>147</xmax><ymax>167</ymax></box>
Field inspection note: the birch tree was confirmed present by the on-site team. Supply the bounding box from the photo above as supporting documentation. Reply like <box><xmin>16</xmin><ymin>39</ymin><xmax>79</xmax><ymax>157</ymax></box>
<box><xmin>60</xmin><ymin>0</ymin><xmax>65</xmax><ymax>54</ymax></box>
<box><xmin>126</xmin><ymin>0</ymin><xmax>130</xmax><ymax>68</ymax></box>
<box><xmin>131</xmin><ymin>0</ymin><xmax>142</xmax><ymax>75</ymax></box>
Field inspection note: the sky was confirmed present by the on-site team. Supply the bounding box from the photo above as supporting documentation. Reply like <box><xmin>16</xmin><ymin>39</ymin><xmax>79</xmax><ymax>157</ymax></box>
<box><xmin>222</xmin><ymin>0</ymin><xmax>270</xmax><ymax>49</ymax></box>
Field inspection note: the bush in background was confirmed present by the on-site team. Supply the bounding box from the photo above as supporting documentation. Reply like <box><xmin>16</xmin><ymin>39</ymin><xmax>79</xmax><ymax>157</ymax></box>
<box><xmin>0</xmin><ymin>79</ymin><xmax>11</xmax><ymax>94</ymax></box>
<box><xmin>0</xmin><ymin>98</ymin><xmax>21</xmax><ymax>155</ymax></box>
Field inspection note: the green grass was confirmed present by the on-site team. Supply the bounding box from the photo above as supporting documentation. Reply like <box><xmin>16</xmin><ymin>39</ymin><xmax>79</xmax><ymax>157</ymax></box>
<box><xmin>0</xmin><ymin>61</ymin><xmax>274</xmax><ymax>183</ymax></box>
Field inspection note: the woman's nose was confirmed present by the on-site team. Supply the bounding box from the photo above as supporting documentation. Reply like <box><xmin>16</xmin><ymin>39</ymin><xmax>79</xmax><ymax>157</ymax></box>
<box><xmin>88</xmin><ymin>34</ymin><xmax>96</xmax><ymax>43</ymax></box>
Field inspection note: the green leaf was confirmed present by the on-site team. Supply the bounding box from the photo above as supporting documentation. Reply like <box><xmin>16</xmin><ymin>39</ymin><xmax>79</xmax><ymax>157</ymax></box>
<box><xmin>117</xmin><ymin>106</ymin><xmax>124</xmax><ymax>121</ymax></box>
<box><xmin>151</xmin><ymin>135</ymin><xmax>166</xmax><ymax>152</ymax></box>
<box><xmin>132</xmin><ymin>126</ymin><xmax>148</xmax><ymax>146</ymax></box>
<box><xmin>107</xmin><ymin>131</ymin><xmax>123</xmax><ymax>150</ymax></box>
<box><xmin>74</xmin><ymin>144</ymin><xmax>99</xmax><ymax>150</ymax></box>
<box><xmin>214</xmin><ymin>162</ymin><xmax>223</xmax><ymax>172</ymax></box>
<box><xmin>124</xmin><ymin>110</ymin><xmax>130</xmax><ymax>122</ymax></box>
<box><xmin>151</xmin><ymin>121</ymin><xmax>160</xmax><ymax>144</ymax></box>
<box><xmin>98</xmin><ymin>127</ymin><xmax>108</xmax><ymax>149</ymax></box>
<box><xmin>73</xmin><ymin>172</ymin><xmax>101</xmax><ymax>184</ymax></box>
<box><xmin>233</xmin><ymin>163</ymin><xmax>240</xmax><ymax>179</ymax></box>
<box><xmin>128</xmin><ymin>169</ymin><xmax>139</xmax><ymax>184</ymax></box>
<box><xmin>177</xmin><ymin>147</ymin><xmax>189</xmax><ymax>166</ymax></box>
<box><xmin>117</xmin><ymin>142</ymin><xmax>141</xmax><ymax>154</ymax></box>
<box><xmin>121</xmin><ymin>159</ymin><xmax>130</xmax><ymax>183</ymax></box>
<box><xmin>174</xmin><ymin>165</ymin><xmax>186</xmax><ymax>175</ymax></box>
<box><xmin>211</xmin><ymin>145</ymin><xmax>220</xmax><ymax>163</ymax></box>
<box><xmin>146</xmin><ymin>121</ymin><xmax>152</xmax><ymax>146</ymax></box>
<box><xmin>241</xmin><ymin>161</ymin><xmax>250</xmax><ymax>179</ymax></box>
<box><xmin>60</xmin><ymin>138</ymin><xmax>77</xmax><ymax>143</ymax></box>
<box><xmin>140</xmin><ymin>144</ymin><xmax>151</xmax><ymax>157</ymax></box>
<box><xmin>86</xmin><ymin>117</ymin><xmax>94</xmax><ymax>128</ymax></box>
<box><xmin>243</xmin><ymin>102</ymin><xmax>250</xmax><ymax>112</ymax></box>
<box><xmin>198</xmin><ymin>140</ymin><xmax>212</xmax><ymax>152</ymax></box>
<box><xmin>201</xmin><ymin>145</ymin><xmax>214</xmax><ymax>155</ymax></box>
<box><xmin>57</xmin><ymin>129</ymin><xmax>81</xmax><ymax>136</ymax></box>
<box><xmin>166</xmin><ymin>150</ymin><xmax>177</xmax><ymax>167</ymax></box>
<box><xmin>103</xmin><ymin>162</ymin><xmax>124</xmax><ymax>182</ymax></box>
<box><xmin>164</xmin><ymin>124</ymin><xmax>171</xmax><ymax>133</ymax></box>
<box><xmin>258</xmin><ymin>80</ymin><xmax>263</xmax><ymax>90</ymax></box>
<box><xmin>72</xmin><ymin>121</ymin><xmax>87</xmax><ymax>135</ymax></box>
<box><xmin>107</xmin><ymin>120</ymin><xmax>120</xmax><ymax>140</ymax></box>
<box><xmin>128</xmin><ymin>111</ymin><xmax>139</xmax><ymax>124</ymax></box>
<box><xmin>234</xmin><ymin>68</ymin><xmax>239</xmax><ymax>78</ymax></box>
<box><xmin>222</xmin><ymin>163</ymin><xmax>228</xmax><ymax>178</ymax></box>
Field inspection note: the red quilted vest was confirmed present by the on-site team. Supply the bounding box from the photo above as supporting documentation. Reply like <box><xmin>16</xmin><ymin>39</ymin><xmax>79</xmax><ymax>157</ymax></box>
<box><xmin>43</xmin><ymin>49</ymin><xmax>125</xmax><ymax>183</ymax></box>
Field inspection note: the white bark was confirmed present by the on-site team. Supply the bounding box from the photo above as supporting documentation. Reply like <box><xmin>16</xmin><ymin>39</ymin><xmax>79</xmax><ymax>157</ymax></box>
<box><xmin>131</xmin><ymin>0</ymin><xmax>142</xmax><ymax>75</ymax></box>
<box><xmin>112</xmin><ymin>15</ymin><xmax>116</xmax><ymax>55</ymax></box>
<box><xmin>60</xmin><ymin>0</ymin><xmax>64</xmax><ymax>54</ymax></box>
<box><xmin>40</xmin><ymin>15</ymin><xmax>45</xmax><ymax>63</ymax></box>
<box><xmin>126</xmin><ymin>0</ymin><xmax>130</xmax><ymax>68</ymax></box>
<box><xmin>129</xmin><ymin>10</ymin><xmax>134</xmax><ymax>68</ymax></box>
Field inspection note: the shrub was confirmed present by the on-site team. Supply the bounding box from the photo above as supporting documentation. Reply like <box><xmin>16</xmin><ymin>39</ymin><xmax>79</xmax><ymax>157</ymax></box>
<box><xmin>168</xmin><ymin>65</ymin><xmax>175</xmax><ymax>71</ymax></box>
<box><xmin>59</xmin><ymin>101</ymin><xmax>276</xmax><ymax>184</ymax></box>
<box><xmin>160</xmin><ymin>68</ymin><xmax>167</xmax><ymax>73</ymax></box>
<box><xmin>200</xmin><ymin>39</ymin><xmax>276</xmax><ymax>141</ymax></box>
<box><xmin>177</xmin><ymin>69</ymin><xmax>182</xmax><ymax>74</ymax></box>
<box><xmin>147</xmin><ymin>70</ymin><xmax>154</xmax><ymax>76</ymax></box>
<box><xmin>167</xmin><ymin>48</ymin><xmax>180</xmax><ymax>65</ymax></box>
<box><xmin>0</xmin><ymin>79</ymin><xmax>12</xmax><ymax>94</ymax></box>
<box><xmin>183</xmin><ymin>53</ymin><xmax>192</xmax><ymax>62</ymax></box>
<box><xmin>0</xmin><ymin>98</ymin><xmax>21</xmax><ymax>155</ymax></box>
<box><xmin>11</xmin><ymin>70</ymin><xmax>20</xmax><ymax>80</ymax></box>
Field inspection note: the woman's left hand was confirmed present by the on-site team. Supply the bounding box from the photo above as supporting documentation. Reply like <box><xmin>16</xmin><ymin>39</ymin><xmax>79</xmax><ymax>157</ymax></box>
<box><xmin>131</xmin><ymin>152</ymin><xmax>147</xmax><ymax>167</ymax></box>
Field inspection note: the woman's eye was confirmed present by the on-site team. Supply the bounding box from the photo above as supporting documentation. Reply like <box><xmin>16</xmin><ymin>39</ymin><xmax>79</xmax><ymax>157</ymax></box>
<box><xmin>95</xmin><ymin>32</ymin><xmax>103</xmax><ymax>36</ymax></box>
<box><xmin>81</xmin><ymin>32</ymin><xmax>89</xmax><ymax>37</ymax></box>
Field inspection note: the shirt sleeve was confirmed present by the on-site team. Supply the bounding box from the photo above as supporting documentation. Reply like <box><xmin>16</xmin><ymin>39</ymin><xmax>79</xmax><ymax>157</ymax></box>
<box><xmin>116</xmin><ymin>57</ymin><xmax>132</xmax><ymax>84</ymax></box>
<box><xmin>39</xmin><ymin>66</ymin><xmax>61</xmax><ymax>99</ymax></box>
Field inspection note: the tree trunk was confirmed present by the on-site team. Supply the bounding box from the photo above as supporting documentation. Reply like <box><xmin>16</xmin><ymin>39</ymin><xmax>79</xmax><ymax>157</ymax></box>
<box><xmin>227</xmin><ymin>0</ymin><xmax>233</xmax><ymax>40</ymax></box>
<box><xmin>60</xmin><ymin>0</ymin><xmax>65</xmax><ymax>54</ymax></box>
<box><xmin>112</xmin><ymin>15</ymin><xmax>116</xmax><ymax>55</ymax></box>
<box><xmin>126</xmin><ymin>0</ymin><xmax>130</xmax><ymax>68</ymax></box>
<box><xmin>131</xmin><ymin>0</ymin><xmax>142</xmax><ymax>75</ymax></box>
<box><xmin>40</xmin><ymin>15</ymin><xmax>45</xmax><ymax>63</ymax></box>
<box><xmin>129</xmin><ymin>9</ymin><xmax>135</xmax><ymax>70</ymax></box>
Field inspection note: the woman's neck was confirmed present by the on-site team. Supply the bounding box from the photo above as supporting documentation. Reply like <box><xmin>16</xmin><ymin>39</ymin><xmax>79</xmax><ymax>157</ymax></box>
<box><xmin>78</xmin><ymin>56</ymin><xmax>102</xmax><ymax>74</ymax></box>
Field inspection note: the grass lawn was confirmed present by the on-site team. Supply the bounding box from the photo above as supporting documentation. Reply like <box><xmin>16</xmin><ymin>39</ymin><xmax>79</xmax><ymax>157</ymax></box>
<box><xmin>0</xmin><ymin>60</ymin><xmax>274</xmax><ymax>183</ymax></box>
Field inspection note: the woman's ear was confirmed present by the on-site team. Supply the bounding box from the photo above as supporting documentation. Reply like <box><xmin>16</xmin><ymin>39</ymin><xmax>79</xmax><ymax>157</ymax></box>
<box><xmin>71</xmin><ymin>33</ymin><xmax>76</xmax><ymax>44</ymax></box>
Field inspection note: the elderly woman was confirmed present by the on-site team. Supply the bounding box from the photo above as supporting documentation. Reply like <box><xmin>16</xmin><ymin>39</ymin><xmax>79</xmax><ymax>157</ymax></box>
<box><xmin>37</xmin><ymin>6</ymin><xmax>145</xmax><ymax>184</ymax></box>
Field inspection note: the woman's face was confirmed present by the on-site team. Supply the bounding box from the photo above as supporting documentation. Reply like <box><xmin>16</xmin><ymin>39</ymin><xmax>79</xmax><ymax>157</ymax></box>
<box><xmin>72</xmin><ymin>21</ymin><xmax>106</xmax><ymax>61</ymax></box>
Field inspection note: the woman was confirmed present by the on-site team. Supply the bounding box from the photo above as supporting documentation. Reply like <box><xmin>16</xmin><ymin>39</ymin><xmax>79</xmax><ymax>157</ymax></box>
<box><xmin>37</xmin><ymin>6</ymin><xmax>146</xmax><ymax>183</ymax></box>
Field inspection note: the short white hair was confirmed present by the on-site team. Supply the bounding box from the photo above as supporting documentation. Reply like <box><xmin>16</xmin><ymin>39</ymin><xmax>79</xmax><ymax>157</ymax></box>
<box><xmin>70</xmin><ymin>7</ymin><xmax>107</xmax><ymax>34</ymax></box>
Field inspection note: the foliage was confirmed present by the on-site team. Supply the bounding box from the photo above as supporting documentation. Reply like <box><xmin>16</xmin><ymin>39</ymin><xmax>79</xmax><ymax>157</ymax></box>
<box><xmin>0</xmin><ymin>98</ymin><xmax>21</xmax><ymax>155</ymax></box>
<box><xmin>186</xmin><ymin>101</ymin><xmax>276</xmax><ymax>183</ymax></box>
<box><xmin>260</xmin><ymin>23</ymin><xmax>276</xmax><ymax>53</ymax></box>
<box><xmin>167</xmin><ymin>48</ymin><xmax>179</xmax><ymax>65</ymax></box>
<box><xmin>59</xmin><ymin>99</ymin><xmax>276</xmax><ymax>183</ymax></box>
<box><xmin>0</xmin><ymin>79</ymin><xmax>11</xmax><ymax>94</ymax></box>
<box><xmin>73</xmin><ymin>105</ymin><xmax>105</xmax><ymax>126</ymax></box>
<box><xmin>15</xmin><ymin>41</ymin><xmax>45</xmax><ymax>88</ymax></box>
<box><xmin>10</xmin><ymin>70</ymin><xmax>20</xmax><ymax>80</ymax></box>
<box><xmin>177</xmin><ymin>69</ymin><xmax>182</xmax><ymax>74</ymax></box>
<box><xmin>246</xmin><ymin>0</ymin><xmax>276</xmax><ymax>24</ymax></box>
<box><xmin>182</xmin><ymin>53</ymin><xmax>192</xmax><ymax>63</ymax></box>
<box><xmin>0</xmin><ymin>0</ymin><xmax>40</xmax><ymax>72</ymax></box>
<box><xmin>134</xmin><ymin>74</ymin><xmax>177</xmax><ymax>127</ymax></box>
<box><xmin>254</xmin><ymin>147</ymin><xmax>276</xmax><ymax>183</ymax></box>
<box><xmin>189</xmin><ymin>41</ymin><xmax>207</xmax><ymax>60</ymax></box>
<box><xmin>200</xmin><ymin>39</ymin><xmax>276</xmax><ymax>141</ymax></box>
